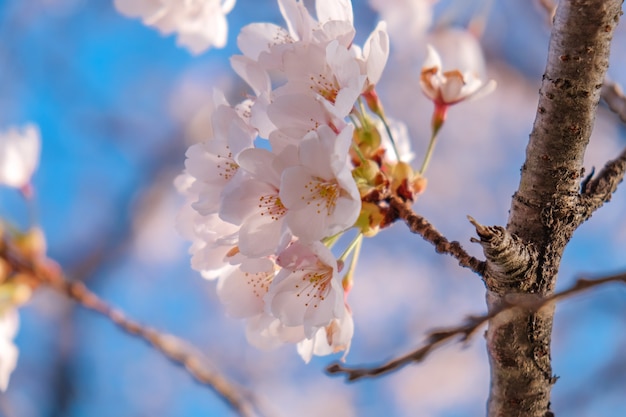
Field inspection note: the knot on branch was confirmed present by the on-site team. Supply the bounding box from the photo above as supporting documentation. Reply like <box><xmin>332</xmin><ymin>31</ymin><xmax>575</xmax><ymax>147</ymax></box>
<box><xmin>468</xmin><ymin>216</ymin><xmax>538</xmax><ymax>291</ymax></box>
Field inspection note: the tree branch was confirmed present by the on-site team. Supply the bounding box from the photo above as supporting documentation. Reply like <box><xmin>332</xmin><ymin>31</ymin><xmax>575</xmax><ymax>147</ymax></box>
<box><xmin>579</xmin><ymin>146</ymin><xmax>626</xmax><ymax>221</ymax></box>
<box><xmin>326</xmin><ymin>271</ymin><xmax>626</xmax><ymax>382</ymax></box>
<box><xmin>388</xmin><ymin>196</ymin><xmax>485</xmax><ymax>275</ymax></box>
<box><xmin>0</xmin><ymin>238</ymin><xmax>261</xmax><ymax>417</ymax></box>
<box><xmin>488</xmin><ymin>1</ymin><xmax>623</xmax><ymax>417</ymax></box>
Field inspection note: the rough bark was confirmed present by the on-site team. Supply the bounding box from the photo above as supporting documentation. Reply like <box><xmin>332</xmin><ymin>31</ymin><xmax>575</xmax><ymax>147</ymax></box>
<box><xmin>482</xmin><ymin>1</ymin><xmax>624</xmax><ymax>417</ymax></box>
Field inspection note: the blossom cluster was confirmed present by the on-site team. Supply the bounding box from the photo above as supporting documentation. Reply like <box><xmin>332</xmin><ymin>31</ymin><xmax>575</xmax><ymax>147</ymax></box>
<box><xmin>176</xmin><ymin>0</ymin><xmax>427</xmax><ymax>362</ymax></box>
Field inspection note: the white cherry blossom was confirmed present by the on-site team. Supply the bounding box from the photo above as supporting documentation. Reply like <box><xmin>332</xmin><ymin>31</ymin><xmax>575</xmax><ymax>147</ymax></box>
<box><xmin>114</xmin><ymin>0</ymin><xmax>236</xmax><ymax>54</ymax></box>
<box><xmin>217</xmin><ymin>257</ymin><xmax>276</xmax><ymax>318</ymax></box>
<box><xmin>184</xmin><ymin>103</ymin><xmax>256</xmax><ymax>215</ymax></box>
<box><xmin>274</xmin><ymin>40</ymin><xmax>366</xmax><ymax>119</ymax></box>
<box><xmin>175</xmin><ymin>173</ymin><xmax>240</xmax><ymax>280</ymax></box>
<box><xmin>245</xmin><ymin>312</ymin><xmax>307</xmax><ymax>350</ymax></box>
<box><xmin>297</xmin><ymin>304</ymin><xmax>353</xmax><ymax>363</ymax></box>
<box><xmin>219</xmin><ymin>147</ymin><xmax>297</xmax><ymax>258</ymax></box>
<box><xmin>265</xmin><ymin>241</ymin><xmax>344</xmax><ymax>338</ymax></box>
<box><xmin>420</xmin><ymin>44</ymin><xmax>496</xmax><ymax>106</ymax></box>
<box><xmin>279</xmin><ymin>124</ymin><xmax>360</xmax><ymax>242</ymax></box>
<box><xmin>0</xmin><ymin>309</ymin><xmax>18</xmax><ymax>392</ymax></box>
<box><xmin>0</xmin><ymin>124</ymin><xmax>40</xmax><ymax>190</ymax></box>
<box><xmin>359</xmin><ymin>21</ymin><xmax>390</xmax><ymax>89</ymax></box>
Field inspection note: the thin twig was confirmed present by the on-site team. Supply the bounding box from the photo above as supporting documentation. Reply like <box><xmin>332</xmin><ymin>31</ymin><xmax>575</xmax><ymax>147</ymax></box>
<box><xmin>388</xmin><ymin>196</ymin><xmax>485</xmax><ymax>275</ymax></box>
<box><xmin>579</xmin><ymin>146</ymin><xmax>626</xmax><ymax>221</ymax></box>
<box><xmin>601</xmin><ymin>78</ymin><xmax>626</xmax><ymax>123</ymax></box>
<box><xmin>327</xmin><ymin>271</ymin><xmax>626</xmax><ymax>381</ymax></box>
<box><xmin>0</xmin><ymin>241</ymin><xmax>261</xmax><ymax>417</ymax></box>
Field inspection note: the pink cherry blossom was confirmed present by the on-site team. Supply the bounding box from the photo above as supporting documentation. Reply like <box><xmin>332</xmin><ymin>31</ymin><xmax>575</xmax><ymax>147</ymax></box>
<box><xmin>265</xmin><ymin>241</ymin><xmax>344</xmax><ymax>338</ymax></box>
<box><xmin>297</xmin><ymin>303</ymin><xmax>353</xmax><ymax>363</ymax></box>
<box><xmin>279</xmin><ymin>124</ymin><xmax>360</xmax><ymax>242</ymax></box>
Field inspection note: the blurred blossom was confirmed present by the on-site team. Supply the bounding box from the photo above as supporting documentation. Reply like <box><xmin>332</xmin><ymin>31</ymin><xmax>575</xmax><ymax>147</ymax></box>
<box><xmin>0</xmin><ymin>309</ymin><xmax>19</xmax><ymax>392</ymax></box>
<box><xmin>426</xmin><ymin>28</ymin><xmax>489</xmax><ymax>80</ymax></box>
<box><xmin>0</xmin><ymin>124</ymin><xmax>41</xmax><ymax>192</ymax></box>
<box><xmin>369</xmin><ymin>0</ymin><xmax>436</xmax><ymax>54</ymax></box>
<box><xmin>113</xmin><ymin>0</ymin><xmax>236</xmax><ymax>54</ymax></box>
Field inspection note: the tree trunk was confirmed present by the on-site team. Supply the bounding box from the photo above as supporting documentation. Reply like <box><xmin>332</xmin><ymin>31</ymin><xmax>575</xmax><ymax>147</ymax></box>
<box><xmin>479</xmin><ymin>1</ymin><xmax>624</xmax><ymax>416</ymax></box>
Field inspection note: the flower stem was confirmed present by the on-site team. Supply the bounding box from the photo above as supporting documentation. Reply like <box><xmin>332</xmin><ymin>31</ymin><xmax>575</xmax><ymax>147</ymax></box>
<box><xmin>420</xmin><ymin>104</ymin><xmax>447</xmax><ymax>175</ymax></box>
<box><xmin>338</xmin><ymin>232</ymin><xmax>363</xmax><ymax>264</ymax></box>
<box><xmin>419</xmin><ymin>130</ymin><xmax>439</xmax><ymax>175</ymax></box>
<box><xmin>341</xmin><ymin>233</ymin><xmax>363</xmax><ymax>293</ymax></box>
<box><xmin>375</xmin><ymin>111</ymin><xmax>401</xmax><ymax>162</ymax></box>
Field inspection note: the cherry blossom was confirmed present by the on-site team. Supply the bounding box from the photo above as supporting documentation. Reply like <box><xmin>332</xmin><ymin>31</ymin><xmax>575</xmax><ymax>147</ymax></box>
<box><xmin>114</xmin><ymin>0</ymin><xmax>236</xmax><ymax>54</ymax></box>
<box><xmin>217</xmin><ymin>258</ymin><xmax>276</xmax><ymax>318</ymax></box>
<box><xmin>420</xmin><ymin>44</ymin><xmax>496</xmax><ymax>110</ymax></box>
<box><xmin>0</xmin><ymin>309</ymin><xmax>18</xmax><ymax>392</ymax></box>
<box><xmin>245</xmin><ymin>312</ymin><xmax>307</xmax><ymax>350</ymax></box>
<box><xmin>266</xmin><ymin>241</ymin><xmax>344</xmax><ymax>338</ymax></box>
<box><xmin>0</xmin><ymin>124</ymin><xmax>40</xmax><ymax>192</ymax></box>
<box><xmin>297</xmin><ymin>304</ymin><xmax>353</xmax><ymax>363</ymax></box>
<box><xmin>279</xmin><ymin>124</ymin><xmax>360</xmax><ymax>242</ymax></box>
<box><xmin>175</xmin><ymin>173</ymin><xmax>240</xmax><ymax>280</ymax></box>
<box><xmin>219</xmin><ymin>147</ymin><xmax>296</xmax><ymax>258</ymax></box>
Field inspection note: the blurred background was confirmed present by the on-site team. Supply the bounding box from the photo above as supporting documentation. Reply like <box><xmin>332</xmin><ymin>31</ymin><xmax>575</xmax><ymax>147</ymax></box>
<box><xmin>0</xmin><ymin>0</ymin><xmax>625</xmax><ymax>416</ymax></box>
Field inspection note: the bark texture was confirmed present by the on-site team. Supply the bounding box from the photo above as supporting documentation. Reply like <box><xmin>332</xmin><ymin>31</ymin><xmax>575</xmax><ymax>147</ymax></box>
<box><xmin>482</xmin><ymin>1</ymin><xmax>624</xmax><ymax>417</ymax></box>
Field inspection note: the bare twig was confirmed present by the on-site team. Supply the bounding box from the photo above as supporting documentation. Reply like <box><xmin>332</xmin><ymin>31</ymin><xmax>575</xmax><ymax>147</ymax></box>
<box><xmin>388</xmin><ymin>196</ymin><xmax>485</xmax><ymax>275</ymax></box>
<box><xmin>327</xmin><ymin>271</ymin><xmax>626</xmax><ymax>382</ymax></box>
<box><xmin>602</xmin><ymin>78</ymin><xmax>626</xmax><ymax>123</ymax></box>
<box><xmin>579</xmin><ymin>146</ymin><xmax>626</xmax><ymax>221</ymax></box>
<box><xmin>0</xmin><ymin>240</ymin><xmax>261</xmax><ymax>417</ymax></box>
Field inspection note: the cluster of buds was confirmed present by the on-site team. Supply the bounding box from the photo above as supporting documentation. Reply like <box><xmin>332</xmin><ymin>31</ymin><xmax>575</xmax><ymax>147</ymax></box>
<box><xmin>350</xmin><ymin>111</ymin><xmax>427</xmax><ymax>237</ymax></box>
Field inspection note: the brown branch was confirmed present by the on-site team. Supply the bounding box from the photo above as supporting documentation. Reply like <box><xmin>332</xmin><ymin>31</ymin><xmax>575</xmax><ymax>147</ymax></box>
<box><xmin>388</xmin><ymin>196</ymin><xmax>485</xmax><ymax>275</ymax></box>
<box><xmin>493</xmin><ymin>2</ymin><xmax>622</xmax><ymax>416</ymax></box>
<box><xmin>327</xmin><ymin>271</ymin><xmax>626</xmax><ymax>382</ymax></box>
<box><xmin>0</xmin><ymin>239</ymin><xmax>261</xmax><ymax>417</ymax></box>
<box><xmin>579</xmin><ymin>146</ymin><xmax>626</xmax><ymax>221</ymax></box>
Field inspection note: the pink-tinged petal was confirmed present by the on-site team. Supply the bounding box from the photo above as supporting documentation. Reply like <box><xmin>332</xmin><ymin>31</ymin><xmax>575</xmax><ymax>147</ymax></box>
<box><xmin>363</xmin><ymin>21</ymin><xmax>389</xmax><ymax>86</ymax></box>
<box><xmin>249</xmin><ymin>94</ymin><xmax>275</xmax><ymax>138</ymax></box>
<box><xmin>422</xmin><ymin>44</ymin><xmax>442</xmax><ymax>73</ymax></box>
<box><xmin>217</xmin><ymin>258</ymin><xmax>274</xmax><ymax>318</ymax></box>
<box><xmin>467</xmin><ymin>79</ymin><xmax>497</xmax><ymax>102</ymax></box>
<box><xmin>285</xmin><ymin>203</ymin><xmax>332</xmax><ymax>242</ymax></box>
<box><xmin>237</xmin><ymin>23</ymin><xmax>288</xmax><ymax>60</ymax></box>
<box><xmin>317</xmin><ymin>20</ymin><xmax>355</xmax><ymax>47</ymax></box>
<box><xmin>297</xmin><ymin>303</ymin><xmax>353</xmax><ymax>363</ymax></box>
<box><xmin>267</xmin><ymin>94</ymin><xmax>330</xmax><ymax>134</ymax></box>
<box><xmin>316</xmin><ymin>0</ymin><xmax>353</xmax><ymax>25</ymax></box>
<box><xmin>236</xmin><ymin>148</ymin><xmax>281</xmax><ymax>186</ymax></box>
<box><xmin>266</xmin><ymin>241</ymin><xmax>342</xmax><ymax>337</ymax></box>
<box><xmin>278</xmin><ymin>0</ymin><xmax>313</xmax><ymax>41</ymax></box>
<box><xmin>220</xmin><ymin>175</ymin><xmax>276</xmax><ymax>224</ymax></box>
<box><xmin>245</xmin><ymin>313</ymin><xmax>306</xmax><ymax>349</ymax></box>
<box><xmin>439</xmin><ymin>70</ymin><xmax>466</xmax><ymax>103</ymax></box>
<box><xmin>230</xmin><ymin>55</ymin><xmax>271</xmax><ymax>96</ymax></box>
<box><xmin>238</xmin><ymin>212</ymin><xmax>289</xmax><ymax>258</ymax></box>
